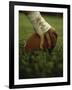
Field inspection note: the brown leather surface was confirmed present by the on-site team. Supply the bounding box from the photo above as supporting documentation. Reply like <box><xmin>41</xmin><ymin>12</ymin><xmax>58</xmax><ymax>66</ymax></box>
<box><xmin>25</xmin><ymin>29</ymin><xmax>58</xmax><ymax>52</ymax></box>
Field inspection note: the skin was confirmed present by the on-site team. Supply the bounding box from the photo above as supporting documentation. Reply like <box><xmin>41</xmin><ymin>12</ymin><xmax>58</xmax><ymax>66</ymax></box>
<box><xmin>24</xmin><ymin>11</ymin><xmax>58</xmax><ymax>51</ymax></box>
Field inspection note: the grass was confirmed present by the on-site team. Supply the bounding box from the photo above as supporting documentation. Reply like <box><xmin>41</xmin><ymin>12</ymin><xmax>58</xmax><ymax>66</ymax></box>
<box><xmin>19</xmin><ymin>12</ymin><xmax>63</xmax><ymax>79</ymax></box>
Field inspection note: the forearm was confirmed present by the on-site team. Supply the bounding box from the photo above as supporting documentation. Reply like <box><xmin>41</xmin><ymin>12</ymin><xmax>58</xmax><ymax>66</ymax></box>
<box><xmin>24</xmin><ymin>11</ymin><xmax>52</xmax><ymax>35</ymax></box>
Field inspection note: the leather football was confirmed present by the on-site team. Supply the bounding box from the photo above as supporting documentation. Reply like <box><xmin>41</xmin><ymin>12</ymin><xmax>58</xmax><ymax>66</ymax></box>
<box><xmin>25</xmin><ymin>29</ymin><xmax>58</xmax><ymax>52</ymax></box>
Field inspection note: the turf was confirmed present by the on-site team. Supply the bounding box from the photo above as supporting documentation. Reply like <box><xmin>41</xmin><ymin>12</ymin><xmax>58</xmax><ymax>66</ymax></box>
<box><xmin>19</xmin><ymin>12</ymin><xmax>63</xmax><ymax>79</ymax></box>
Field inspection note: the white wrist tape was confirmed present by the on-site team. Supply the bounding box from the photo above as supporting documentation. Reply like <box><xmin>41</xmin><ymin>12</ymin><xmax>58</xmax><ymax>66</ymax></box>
<box><xmin>27</xmin><ymin>11</ymin><xmax>51</xmax><ymax>36</ymax></box>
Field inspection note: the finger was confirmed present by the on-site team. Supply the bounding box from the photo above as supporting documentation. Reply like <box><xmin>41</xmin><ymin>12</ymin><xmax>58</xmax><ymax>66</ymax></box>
<box><xmin>45</xmin><ymin>32</ymin><xmax>52</xmax><ymax>48</ymax></box>
<box><xmin>48</xmin><ymin>29</ymin><xmax>57</xmax><ymax>48</ymax></box>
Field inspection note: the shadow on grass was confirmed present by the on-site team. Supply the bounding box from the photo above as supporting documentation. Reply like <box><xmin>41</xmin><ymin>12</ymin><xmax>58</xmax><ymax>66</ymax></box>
<box><xmin>19</xmin><ymin>40</ymin><xmax>63</xmax><ymax>79</ymax></box>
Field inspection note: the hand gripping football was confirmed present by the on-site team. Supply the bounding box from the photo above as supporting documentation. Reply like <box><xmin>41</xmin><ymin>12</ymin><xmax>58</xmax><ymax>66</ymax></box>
<box><xmin>25</xmin><ymin>29</ymin><xmax>58</xmax><ymax>52</ymax></box>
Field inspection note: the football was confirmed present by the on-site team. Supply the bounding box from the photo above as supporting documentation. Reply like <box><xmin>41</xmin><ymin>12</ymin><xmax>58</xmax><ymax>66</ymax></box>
<box><xmin>25</xmin><ymin>29</ymin><xmax>58</xmax><ymax>52</ymax></box>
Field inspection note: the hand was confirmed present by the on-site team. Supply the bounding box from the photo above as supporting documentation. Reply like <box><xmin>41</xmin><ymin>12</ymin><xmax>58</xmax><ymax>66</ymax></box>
<box><xmin>45</xmin><ymin>28</ymin><xmax>58</xmax><ymax>49</ymax></box>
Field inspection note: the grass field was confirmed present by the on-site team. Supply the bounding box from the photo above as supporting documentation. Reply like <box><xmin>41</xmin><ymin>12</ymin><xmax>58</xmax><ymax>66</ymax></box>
<box><xmin>19</xmin><ymin>12</ymin><xmax>63</xmax><ymax>79</ymax></box>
